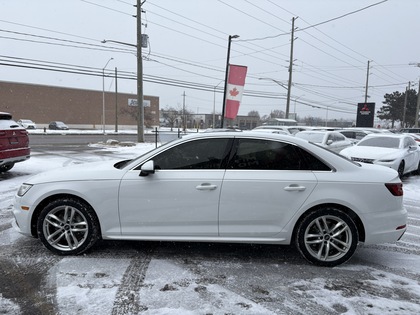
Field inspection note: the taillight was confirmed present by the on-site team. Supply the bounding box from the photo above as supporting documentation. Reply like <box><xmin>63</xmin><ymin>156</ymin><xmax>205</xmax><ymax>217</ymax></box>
<box><xmin>385</xmin><ymin>183</ymin><xmax>403</xmax><ymax>196</ymax></box>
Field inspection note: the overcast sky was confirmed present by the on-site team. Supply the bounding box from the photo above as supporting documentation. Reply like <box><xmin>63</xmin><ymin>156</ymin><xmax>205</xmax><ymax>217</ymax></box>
<box><xmin>1</xmin><ymin>0</ymin><xmax>419</xmax><ymax>121</ymax></box>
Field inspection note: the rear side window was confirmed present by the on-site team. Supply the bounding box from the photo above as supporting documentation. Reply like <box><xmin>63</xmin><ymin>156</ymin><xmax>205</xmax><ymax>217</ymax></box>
<box><xmin>152</xmin><ymin>138</ymin><xmax>231</xmax><ymax>170</ymax></box>
<box><xmin>340</xmin><ymin>131</ymin><xmax>354</xmax><ymax>138</ymax></box>
<box><xmin>227</xmin><ymin>138</ymin><xmax>330</xmax><ymax>171</ymax></box>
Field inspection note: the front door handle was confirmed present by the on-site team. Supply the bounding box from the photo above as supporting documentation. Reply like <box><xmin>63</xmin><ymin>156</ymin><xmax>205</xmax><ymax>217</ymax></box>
<box><xmin>196</xmin><ymin>183</ymin><xmax>218</xmax><ymax>191</ymax></box>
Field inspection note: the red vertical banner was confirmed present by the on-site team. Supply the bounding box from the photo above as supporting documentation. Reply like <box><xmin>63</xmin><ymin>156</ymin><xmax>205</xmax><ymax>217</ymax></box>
<box><xmin>224</xmin><ymin>65</ymin><xmax>247</xmax><ymax>119</ymax></box>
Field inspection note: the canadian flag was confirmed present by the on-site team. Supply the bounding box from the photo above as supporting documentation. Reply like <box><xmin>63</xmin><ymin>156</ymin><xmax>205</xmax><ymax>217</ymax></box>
<box><xmin>224</xmin><ymin>64</ymin><xmax>247</xmax><ymax>119</ymax></box>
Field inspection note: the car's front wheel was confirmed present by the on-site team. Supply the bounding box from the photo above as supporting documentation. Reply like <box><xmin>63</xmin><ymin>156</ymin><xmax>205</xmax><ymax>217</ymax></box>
<box><xmin>37</xmin><ymin>198</ymin><xmax>100</xmax><ymax>255</ymax></box>
<box><xmin>296</xmin><ymin>208</ymin><xmax>358</xmax><ymax>267</ymax></box>
<box><xmin>398</xmin><ymin>161</ymin><xmax>405</xmax><ymax>178</ymax></box>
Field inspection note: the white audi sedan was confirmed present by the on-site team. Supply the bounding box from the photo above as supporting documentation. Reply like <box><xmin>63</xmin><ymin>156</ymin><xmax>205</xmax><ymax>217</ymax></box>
<box><xmin>13</xmin><ymin>132</ymin><xmax>407</xmax><ymax>267</ymax></box>
<box><xmin>340</xmin><ymin>133</ymin><xmax>420</xmax><ymax>178</ymax></box>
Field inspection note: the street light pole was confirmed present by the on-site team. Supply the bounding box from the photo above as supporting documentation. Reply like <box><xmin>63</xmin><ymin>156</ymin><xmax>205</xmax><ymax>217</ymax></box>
<box><xmin>114</xmin><ymin>67</ymin><xmax>118</xmax><ymax>133</ymax></box>
<box><xmin>102</xmin><ymin>57</ymin><xmax>113</xmax><ymax>134</ymax></box>
<box><xmin>221</xmin><ymin>34</ymin><xmax>239</xmax><ymax>128</ymax></box>
<box><xmin>102</xmin><ymin>16</ymin><xmax>144</xmax><ymax>142</ymax></box>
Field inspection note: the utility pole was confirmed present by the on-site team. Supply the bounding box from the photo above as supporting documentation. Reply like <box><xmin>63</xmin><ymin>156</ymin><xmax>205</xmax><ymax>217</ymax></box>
<box><xmin>416</xmin><ymin>79</ymin><xmax>420</xmax><ymax>127</ymax></box>
<box><xmin>403</xmin><ymin>81</ymin><xmax>411</xmax><ymax>128</ymax></box>
<box><xmin>286</xmin><ymin>17</ymin><xmax>297</xmax><ymax>119</ymax></box>
<box><xmin>408</xmin><ymin>62</ymin><xmax>420</xmax><ymax>127</ymax></box>
<box><xmin>136</xmin><ymin>0</ymin><xmax>145</xmax><ymax>142</ymax></box>
<box><xmin>364</xmin><ymin>60</ymin><xmax>370</xmax><ymax>103</ymax></box>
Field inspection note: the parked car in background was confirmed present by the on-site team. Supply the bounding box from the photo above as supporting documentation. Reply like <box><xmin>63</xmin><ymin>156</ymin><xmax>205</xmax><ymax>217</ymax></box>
<box><xmin>48</xmin><ymin>121</ymin><xmax>69</xmax><ymax>130</ymax></box>
<box><xmin>340</xmin><ymin>133</ymin><xmax>420</xmax><ymax>178</ymax></box>
<box><xmin>14</xmin><ymin>132</ymin><xmax>407</xmax><ymax>267</ymax></box>
<box><xmin>17</xmin><ymin>119</ymin><xmax>37</xmax><ymax>129</ymax></box>
<box><xmin>0</xmin><ymin>112</ymin><xmax>30</xmax><ymax>172</ymax></box>
<box><xmin>400</xmin><ymin>128</ymin><xmax>420</xmax><ymax>134</ymax></box>
<box><xmin>338</xmin><ymin>129</ymin><xmax>373</xmax><ymax>144</ymax></box>
<box><xmin>251</xmin><ymin>128</ymin><xmax>289</xmax><ymax>135</ymax></box>
<box><xmin>295</xmin><ymin>130</ymin><xmax>353</xmax><ymax>153</ymax></box>
<box><xmin>252</xmin><ymin>125</ymin><xmax>301</xmax><ymax>135</ymax></box>
<box><xmin>406</xmin><ymin>133</ymin><xmax>420</xmax><ymax>146</ymax></box>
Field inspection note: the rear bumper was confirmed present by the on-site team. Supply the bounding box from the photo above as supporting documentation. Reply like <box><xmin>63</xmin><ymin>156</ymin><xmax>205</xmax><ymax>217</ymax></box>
<box><xmin>0</xmin><ymin>148</ymin><xmax>30</xmax><ymax>166</ymax></box>
<box><xmin>362</xmin><ymin>207</ymin><xmax>408</xmax><ymax>244</ymax></box>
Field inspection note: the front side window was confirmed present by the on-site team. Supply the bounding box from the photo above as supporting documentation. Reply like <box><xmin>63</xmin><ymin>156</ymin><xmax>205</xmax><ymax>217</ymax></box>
<box><xmin>152</xmin><ymin>138</ymin><xmax>231</xmax><ymax>170</ymax></box>
<box><xmin>227</xmin><ymin>138</ymin><xmax>330</xmax><ymax>171</ymax></box>
<box><xmin>404</xmin><ymin>137</ymin><xmax>416</xmax><ymax>148</ymax></box>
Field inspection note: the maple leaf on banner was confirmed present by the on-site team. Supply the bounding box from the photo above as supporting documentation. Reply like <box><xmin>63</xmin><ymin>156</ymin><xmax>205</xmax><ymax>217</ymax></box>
<box><xmin>229</xmin><ymin>87</ymin><xmax>239</xmax><ymax>97</ymax></box>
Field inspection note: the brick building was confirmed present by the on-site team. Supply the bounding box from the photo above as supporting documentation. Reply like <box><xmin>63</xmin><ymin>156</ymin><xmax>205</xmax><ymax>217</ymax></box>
<box><xmin>0</xmin><ymin>81</ymin><xmax>159</xmax><ymax>129</ymax></box>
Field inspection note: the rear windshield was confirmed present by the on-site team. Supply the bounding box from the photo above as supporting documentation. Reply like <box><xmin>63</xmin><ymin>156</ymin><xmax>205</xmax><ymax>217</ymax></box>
<box><xmin>0</xmin><ymin>113</ymin><xmax>12</xmax><ymax>120</ymax></box>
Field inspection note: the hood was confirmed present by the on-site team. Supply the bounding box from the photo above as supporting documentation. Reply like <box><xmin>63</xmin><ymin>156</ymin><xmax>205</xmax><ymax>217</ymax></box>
<box><xmin>341</xmin><ymin>146</ymin><xmax>401</xmax><ymax>160</ymax></box>
<box><xmin>25</xmin><ymin>160</ymin><xmax>125</xmax><ymax>185</ymax></box>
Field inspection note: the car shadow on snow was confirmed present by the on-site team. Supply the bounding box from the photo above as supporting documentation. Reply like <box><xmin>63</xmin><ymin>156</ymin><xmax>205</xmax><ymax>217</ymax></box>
<box><xmin>89</xmin><ymin>239</ymin><xmax>304</xmax><ymax>264</ymax></box>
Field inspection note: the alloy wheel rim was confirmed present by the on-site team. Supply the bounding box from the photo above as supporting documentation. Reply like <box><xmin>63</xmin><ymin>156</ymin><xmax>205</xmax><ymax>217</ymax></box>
<box><xmin>304</xmin><ymin>215</ymin><xmax>352</xmax><ymax>262</ymax></box>
<box><xmin>43</xmin><ymin>205</ymin><xmax>89</xmax><ymax>251</ymax></box>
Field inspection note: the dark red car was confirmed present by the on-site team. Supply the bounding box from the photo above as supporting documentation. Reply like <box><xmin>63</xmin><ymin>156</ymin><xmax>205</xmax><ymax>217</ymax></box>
<box><xmin>0</xmin><ymin>112</ymin><xmax>30</xmax><ymax>172</ymax></box>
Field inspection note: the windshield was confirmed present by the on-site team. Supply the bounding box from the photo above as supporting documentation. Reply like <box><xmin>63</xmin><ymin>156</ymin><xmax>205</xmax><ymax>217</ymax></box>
<box><xmin>125</xmin><ymin>137</ymin><xmax>180</xmax><ymax>169</ymax></box>
<box><xmin>358</xmin><ymin>137</ymin><xmax>400</xmax><ymax>148</ymax></box>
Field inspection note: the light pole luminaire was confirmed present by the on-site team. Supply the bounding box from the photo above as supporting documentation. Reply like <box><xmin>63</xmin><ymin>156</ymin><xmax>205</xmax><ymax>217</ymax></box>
<box><xmin>102</xmin><ymin>57</ymin><xmax>113</xmax><ymax>134</ymax></box>
<box><xmin>221</xmin><ymin>34</ymin><xmax>239</xmax><ymax>128</ymax></box>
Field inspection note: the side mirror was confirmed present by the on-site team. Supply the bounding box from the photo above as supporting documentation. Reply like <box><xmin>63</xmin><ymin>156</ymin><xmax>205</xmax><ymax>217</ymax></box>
<box><xmin>326</xmin><ymin>139</ymin><xmax>333</xmax><ymax>145</ymax></box>
<box><xmin>140</xmin><ymin>160</ymin><xmax>155</xmax><ymax>176</ymax></box>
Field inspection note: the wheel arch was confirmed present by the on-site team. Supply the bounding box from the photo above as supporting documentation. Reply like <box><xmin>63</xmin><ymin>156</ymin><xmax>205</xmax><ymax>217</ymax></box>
<box><xmin>30</xmin><ymin>193</ymin><xmax>101</xmax><ymax>238</ymax></box>
<box><xmin>292</xmin><ymin>203</ymin><xmax>365</xmax><ymax>243</ymax></box>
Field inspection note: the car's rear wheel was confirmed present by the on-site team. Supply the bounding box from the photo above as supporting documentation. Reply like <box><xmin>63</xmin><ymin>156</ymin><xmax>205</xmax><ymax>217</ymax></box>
<box><xmin>296</xmin><ymin>208</ymin><xmax>358</xmax><ymax>267</ymax></box>
<box><xmin>0</xmin><ymin>163</ymin><xmax>14</xmax><ymax>172</ymax></box>
<box><xmin>37</xmin><ymin>198</ymin><xmax>100</xmax><ymax>255</ymax></box>
<box><xmin>398</xmin><ymin>161</ymin><xmax>405</xmax><ymax>178</ymax></box>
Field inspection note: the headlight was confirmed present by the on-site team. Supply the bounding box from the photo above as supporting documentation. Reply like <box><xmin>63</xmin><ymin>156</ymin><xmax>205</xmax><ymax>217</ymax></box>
<box><xmin>17</xmin><ymin>184</ymin><xmax>33</xmax><ymax>197</ymax></box>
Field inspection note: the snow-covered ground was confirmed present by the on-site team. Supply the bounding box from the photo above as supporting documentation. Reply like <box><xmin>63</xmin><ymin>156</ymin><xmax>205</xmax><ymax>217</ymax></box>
<box><xmin>1</xmin><ymin>142</ymin><xmax>420</xmax><ymax>315</ymax></box>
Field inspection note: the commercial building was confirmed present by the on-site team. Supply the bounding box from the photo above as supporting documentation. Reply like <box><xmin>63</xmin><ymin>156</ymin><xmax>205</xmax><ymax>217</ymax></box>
<box><xmin>0</xmin><ymin>81</ymin><xmax>159</xmax><ymax>129</ymax></box>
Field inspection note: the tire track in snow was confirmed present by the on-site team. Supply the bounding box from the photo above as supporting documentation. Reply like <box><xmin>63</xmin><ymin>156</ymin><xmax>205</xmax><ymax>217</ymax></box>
<box><xmin>111</xmin><ymin>248</ymin><xmax>154</xmax><ymax>314</ymax></box>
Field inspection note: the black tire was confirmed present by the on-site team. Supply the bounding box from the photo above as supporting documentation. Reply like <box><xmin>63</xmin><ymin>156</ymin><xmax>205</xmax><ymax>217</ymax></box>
<box><xmin>37</xmin><ymin>197</ymin><xmax>100</xmax><ymax>255</ymax></box>
<box><xmin>416</xmin><ymin>161</ymin><xmax>420</xmax><ymax>175</ymax></box>
<box><xmin>397</xmin><ymin>161</ymin><xmax>405</xmax><ymax>178</ymax></box>
<box><xmin>0</xmin><ymin>163</ymin><xmax>14</xmax><ymax>173</ymax></box>
<box><xmin>296</xmin><ymin>208</ymin><xmax>358</xmax><ymax>267</ymax></box>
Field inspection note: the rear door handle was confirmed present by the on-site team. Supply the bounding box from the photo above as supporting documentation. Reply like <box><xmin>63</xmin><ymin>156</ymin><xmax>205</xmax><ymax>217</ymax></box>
<box><xmin>196</xmin><ymin>183</ymin><xmax>218</xmax><ymax>191</ymax></box>
<box><xmin>284</xmin><ymin>184</ymin><xmax>306</xmax><ymax>192</ymax></box>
